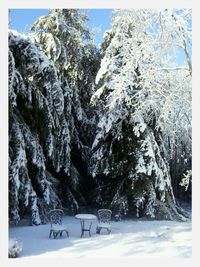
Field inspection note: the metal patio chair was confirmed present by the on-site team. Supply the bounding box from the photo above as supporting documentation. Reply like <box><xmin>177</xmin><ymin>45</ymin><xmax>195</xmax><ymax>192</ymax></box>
<box><xmin>48</xmin><ymin>209</ymin><xmax>69</xmax><ymax>239</ymax></box>
<box><xmin>96</xmin><ymin>209</ymin><xmax>112</xmax><ymax>234</ymax></box>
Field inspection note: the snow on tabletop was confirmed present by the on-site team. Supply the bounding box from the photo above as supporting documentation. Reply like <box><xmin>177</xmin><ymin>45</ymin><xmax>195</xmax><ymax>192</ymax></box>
<box><xmin>75</xmin><ymin>214</ymin><xmax>97</xmax><ymax>220</ymax></box>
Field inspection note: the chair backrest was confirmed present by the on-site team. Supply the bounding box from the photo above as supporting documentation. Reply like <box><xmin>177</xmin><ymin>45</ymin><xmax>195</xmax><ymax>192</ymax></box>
<box><xmin>97</xmin><ymin>209</ymin><xmax>112</xmax><ymax>223</ymax></box>
<box><xmin>48</xmin><ymin>209</ymin><xmax>63</xmax><ymax>226</ymax></box>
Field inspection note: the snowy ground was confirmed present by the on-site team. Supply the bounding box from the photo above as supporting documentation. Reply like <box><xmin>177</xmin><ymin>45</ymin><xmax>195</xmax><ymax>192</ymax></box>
<box><xmin>9</xmin><ymin>215</ymin><xmax>192</xmax><ymax>259</ymax></box>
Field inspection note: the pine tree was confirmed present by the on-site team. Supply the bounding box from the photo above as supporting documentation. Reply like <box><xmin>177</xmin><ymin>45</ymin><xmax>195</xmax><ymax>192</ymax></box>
<box><xmin>8</xmin><ymin>9</ymin><xmax>99</xmax><ymax>224</ymax></box>
<box><xmin>90</xmin><ymin>9</ymin><xmax>191</xmax><ymax>220</ymax></box>
<box><xmin>9</xmin><ymin>32</ymin><xmax>62</xmax><ymax>224</ymax></box>
<box><xmin>31</xmin><ymin>9</ymin><xmax>100</xmax><ymax>207</ymax></box>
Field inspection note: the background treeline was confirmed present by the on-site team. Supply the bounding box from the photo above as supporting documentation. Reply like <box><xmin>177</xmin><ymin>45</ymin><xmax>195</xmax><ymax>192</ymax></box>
<box><xmin>9</xmin><ymin>9</ymin><xmax>191</xmax><ymax>225</ymax></box>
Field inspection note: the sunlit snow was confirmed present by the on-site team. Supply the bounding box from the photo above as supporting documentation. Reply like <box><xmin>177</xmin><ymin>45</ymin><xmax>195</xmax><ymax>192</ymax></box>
<box><xmin>9</xmin><ymin>215</ymin><xmax>191</xmax><ymax>258</ymax></box>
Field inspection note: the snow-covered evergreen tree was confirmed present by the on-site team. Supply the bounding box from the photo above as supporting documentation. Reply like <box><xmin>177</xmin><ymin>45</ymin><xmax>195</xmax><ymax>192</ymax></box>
<box><xmin>9</xmin><ymin>32</ymin><xmax>62</xmax><ymax>224</ymax></box>
<box><xmin>8</xmin><ymin>10</ymin><xmax>99</xmax><ymax>224</ymax></box>
<box><xmin>90</xmin><ymin>9</ymin><xmax>191</xmax><ymax>220</ymax></box>
<box><xmin>31</xmin><ymin>9</ymin><xmax>100</xmax><ymax>206</ymax></box>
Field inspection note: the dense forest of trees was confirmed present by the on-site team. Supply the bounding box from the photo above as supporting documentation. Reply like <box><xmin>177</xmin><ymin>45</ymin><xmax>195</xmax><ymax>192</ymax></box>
<box><xmin>9</xmin><ymin>9</ymin><xmax>191</xmax><ymax>225</ymax></box>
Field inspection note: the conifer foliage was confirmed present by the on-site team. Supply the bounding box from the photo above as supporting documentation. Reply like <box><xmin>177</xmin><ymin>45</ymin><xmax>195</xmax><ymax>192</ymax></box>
<box><xmin>9</xmin><ymin>9</ymin><xmax>191</xmax><ymax>224</ymax></box>
<box><xmin>9</xmin><ymin>10</ymin><xmax>99</xmax><ymax>224</ymax></box>
<box><xmin>9</xmin><ymin>32</ymin><xmax>62</xmax><ymax>224</ymax></box>
<box><xmin>90</xmin><ymin>9</ymin><xmax>191</xmax><ymax>220</ymax></box>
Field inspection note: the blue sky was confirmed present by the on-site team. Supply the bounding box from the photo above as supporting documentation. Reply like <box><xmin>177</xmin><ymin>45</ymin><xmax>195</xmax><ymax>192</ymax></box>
<box><xmin>9</xmin><ymin>9</ymin><xmax>191</xmax><ymax>65</ymax></box>
<box><xmin>9</xmin><ymin>9</ymin><xmax>113</xmax><ymax>45</ymax></box>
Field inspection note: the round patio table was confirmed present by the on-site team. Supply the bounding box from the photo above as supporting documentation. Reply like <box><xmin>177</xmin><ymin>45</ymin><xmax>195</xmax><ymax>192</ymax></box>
<box><xmin>75</xmin><ymin>214</ymin><xmax>97</xmax><ymax>238</ymax></box>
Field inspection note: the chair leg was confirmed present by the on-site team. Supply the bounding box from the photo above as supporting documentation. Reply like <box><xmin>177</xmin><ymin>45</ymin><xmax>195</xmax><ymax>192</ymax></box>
<box><xmin>53</xmin><ymin>231</ymin><xmax>59</xmax><ymax>239</ymax></box>
<box><xmin>64</xmin><ymin>230</ymin><xmax>69</xmax><ymax>237</ymax></box>
<box><xmin>97</xmin><ymin>227</ymin><xmax>102</xmax><ymax>234</ymax></box>
<box><xmin>89</xmin><ymin>222</ymin><xmax>92</xmax><ymax>237</ymax></box>
<box><xmin>107</xmin><ymin>229</ymin><xmax>111</xmax><ymax>234</ymax></box>
<box><xmin>49</xmin><ymin>230</ymin><xmax>52</xmax><ymax>238</ymax></box>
